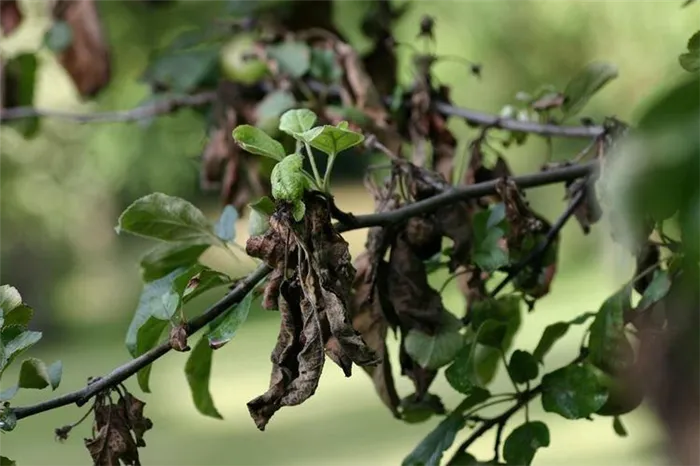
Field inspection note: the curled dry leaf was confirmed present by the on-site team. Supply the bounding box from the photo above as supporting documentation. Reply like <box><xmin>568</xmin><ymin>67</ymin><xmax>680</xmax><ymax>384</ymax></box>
<box><xmin>1</xmin><ymin>0</ymin><xmax>23</xmax><ymax>37</ymax></box>
<box><xmin>52</xmin><ymin>0</ymin><xmax>111</xmax><ymax>97</ymax></box>
<box><xmin>168</xmin><ymin>325</ymin><xmax>190</xmax><ymax>352</ymax></box>
<box><xmin>246</xmin><ymin>194</ymin><xmax>379</xmax><ymax>430</ymax></box>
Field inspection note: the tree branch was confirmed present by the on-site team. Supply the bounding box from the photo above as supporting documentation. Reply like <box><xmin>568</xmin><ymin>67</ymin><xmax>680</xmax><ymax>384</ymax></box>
<box><xmin>10</xmin><ymin>160</ymin><xmax>597</xmax><ymax>421</ymax></box>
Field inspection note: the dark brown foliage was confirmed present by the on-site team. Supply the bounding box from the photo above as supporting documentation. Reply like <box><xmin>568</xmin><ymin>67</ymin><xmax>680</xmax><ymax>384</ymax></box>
<box><xmin>52</xmin><ymin>0</ymin><xmax>111</xmax><ymax>97</ymax></box>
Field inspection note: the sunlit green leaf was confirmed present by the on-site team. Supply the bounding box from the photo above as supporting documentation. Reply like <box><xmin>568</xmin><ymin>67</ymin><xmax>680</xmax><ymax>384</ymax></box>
<box><xmin>185</xmin><ymin>337</ymin><xmax>223</xmax><ymax>419</ymax></box>
<box><xmin>279</xmin><ymin>109</ymin><xmax>317</xmax><ymax>137</ymax></box>
<box><xmin>405</xmin><ymin>311</ymin><xmax>464</xmax><ymax>370</ymax></box>
<box><xmin>541</xmin><ymin>363</ymin><xmax>608</xmax><ymax>419</ymax></box>
<box><xmin>0</xmin><ymin>286</ymin><xmax>22</xmax><ymax>315</ymax></box>
<box><xmin>292</xmin><ymin>200</ymin><xmax>306</xmax><ymax>222</ymax></box>
<box><xmin>271</xmin><ymin>153</ymin><xmax>307</xmax><ymax>202</ymax></box>
<box><xmin>232</xmin><ymin>124</ymin><xmax>286</xmax><ymax>161</ymax></box>
<box><xmin>140</xmin><ymin>241</ymin><xmax>210</xmax><ymax>282</ymax></box>
<box><xmin>562</xmin><ymin>61</ymin><xmax>618</xmax><ymax>118</ymax></box>
<box><xmin>503</xmin><ymin>421</ymin><xmax>550</xmax><ymax>466</ymax></box>
<box><xmin>301</xmin><ymin>125</ymin><xmax>365</xmax><ymax>156</ymax></box>
<box><xmin>17</xmin><ymin>358</ymin><xmax>61</xmax><ymax>390</ymax></box>
<box><xmin>116</xmin><ymin>193</ymin><xmax>218</xmax><ymax>245</ymax></box>
<box><xmin>445</xmin><ymin>343</ymin><xmax>480</xmax><ymax>395</ymax></box>
<box><xmin>135</xmin><ymin>316</ymin><xmax>169</xmax><ymax>393</ymax></box>
<box><xmin>206</xmin><ymin>290</ymin><xmax>254</xmax><ymax>349</ymax></box>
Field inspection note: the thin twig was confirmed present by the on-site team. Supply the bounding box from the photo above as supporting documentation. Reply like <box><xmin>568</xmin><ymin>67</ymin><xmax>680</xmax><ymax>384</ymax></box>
<box><xmin>489</xmin><ymin>182</ymin><xmax>588</xmax><ymax>297</ymax></box>
<box><xmin>10</xmin><ymin>161</ymin><xmax>596</xmax><ymax>421</ymax></box>
<box><xmin>493</xmin><ymin>419</ymin><xmax>507</xmax><ymax>463</ymax></box>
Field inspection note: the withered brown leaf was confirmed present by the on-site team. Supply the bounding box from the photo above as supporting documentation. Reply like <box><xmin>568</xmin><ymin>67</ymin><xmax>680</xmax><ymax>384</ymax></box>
<box><xmin>52</xmin><ymin>0</ymin><xmax>111</xmax><ymax>97</ymax></box>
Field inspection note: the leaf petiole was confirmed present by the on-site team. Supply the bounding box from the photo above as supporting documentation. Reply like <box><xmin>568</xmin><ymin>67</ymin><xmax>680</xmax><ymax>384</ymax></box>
<box><xmin>304</xmin><ymin>142</ymin><xmax>324</xmax><ymax>189</ymax></box>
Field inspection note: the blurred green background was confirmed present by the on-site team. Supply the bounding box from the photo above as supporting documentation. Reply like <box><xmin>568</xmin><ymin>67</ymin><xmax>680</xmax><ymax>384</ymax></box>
<box><xmin>0</xmin><ymin>1</ymin><xmax>696</xmax><ymax>464</ymax></box>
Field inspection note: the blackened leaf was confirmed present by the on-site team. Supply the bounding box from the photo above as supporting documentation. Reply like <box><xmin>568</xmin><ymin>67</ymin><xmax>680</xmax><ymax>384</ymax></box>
<box><xmin>0</xmin><ymin>330</ymin><xmax>42</xmax><ymax>376</ymax></box>
<box><xmin>613</xmin><ymin>416</ymin><xmax>628</xmax><ymax>437</ymax></box>
<box><xmin>541</xmin><ymin>363</ymin><xmax>608</xmax><ymax>419</ymax></box>
<box><xmin>185</xmin><ymin>337</ymin><xmax>223</xmax><ymax>419</ymax></box>
<box><xmin>142</xmin><ymin>47</ymin><xmax>219</xmax><ymax>93</ymax></box>
<box><xmin>140</xmin><ymin>242</ymin><xmax>210</xmax><ymax>282</ymax></box>
<box><xmin>0</xmin><ymin>285</ymin><xmax>22</xmax><ymax>314</ymax></box>
<box><xmin>405</xmin><ymin>312</ymin><xmax>464</xmax><ymax>370</ymax></box>
<box><xmin>301</xmin><ymin>124</ymin><xmax>365</xmax><ymax>156</ymax></box>
<box><xmin>562</xmin><ymin>62</ymin><xmax>618</xmax><ymax>118</ymax></box>
<box><xmin>116</xmin><ymin>193</ymin><xmax>219</xmax><ymax>245</ymax></box>
<box><xmin>232</xmin><ymin>124</ymin><xmax>285</xmax><ymax>161</ymax></box>
<box><xmin>125</xmin><ymin>268</ymin><xmax>183</xmax><ymax>357</ymax></box>
<box><xmin>445</xmin><ymin>343</ymin><xmax>480</xmax><ymax>395</ymax></box>
<box><xmin>402</xmin><ymin>412</ymin><xmax>465</xmax><ymax>466</ymax></box>
<box><xmin>206</xmin><ymin>289</ymin><xmax>254</xmax><ymax>349</ymax></box>
<box><xmin>44</xmin><ymin>21</ymin><xmax>73</xmax><ymax>53</ymax></box>
<box><xmin>588</xmin><ymin>286</ymin><xmax>631</xmax><ymax>373</ymax></box>
<box><xmin>4</xmin><ymin>53</ymin><xmax>39</xmax><ymax>138</ymax></box>
<box><xmin>508</xmin><ymin>350</ymin><xmax>538</xmax><ymax>384</ymax></box>
<box><xmin>279</xmin><ymin>108</ymin><xmax>317</xmax><ymax>137</ymax></box>
<box><xmin>637</xmin><ymin>270</ymin><xmax>671</xmax><ymax>310</ymax></box>
<box><xmin>503</xmin><ymin>421</ymin><xmax>550</xmax><ymax>466</ymax></box>
<box><xmin>215</xmin><ymin>205</ymin><xmax>238</xmax><ymax>242</ymax></box>
<box><xmin>476</xmin><ymin>320</ymin><xmax>507</xmax><ymax>348</ymax></box>
<box><xmin>267</xmin><ymin>41</ymin><xmax>310</xmax><ymax>78</ymax></box>
<box><xmin>532</xmin><ymin>312</ymin><xmax>595</xmax><ymax>363</ymax></box>
<box><xmin>135</xmin><ymin>316</ymin><xmax>169</xmax><ymax>392</ymax></box>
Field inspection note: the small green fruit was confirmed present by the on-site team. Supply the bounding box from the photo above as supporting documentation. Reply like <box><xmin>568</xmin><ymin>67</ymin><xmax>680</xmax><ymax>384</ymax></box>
<box><xmin>220</xmin><ymin>34</ymin><xmax>269</xmax><ymax>85</ymax></box>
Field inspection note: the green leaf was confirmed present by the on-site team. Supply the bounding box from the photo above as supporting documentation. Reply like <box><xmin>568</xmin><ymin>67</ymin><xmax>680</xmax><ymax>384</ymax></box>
<box><xmin>446</xmin><ymin>452</ymin><xmax>479</xmax><ymax>465</ymax></box>
<box><xmin>174</xmin><ymin>265</ymin><xmax>232</xmax><ymax>304</ymax></box>
<box><xmin>271</xmin><ymin>153</ymin><xmax>307</xmax><ymax>202</ymax></box>
<box><xmin>185</xmin><ymin>337</ymin><xmax>223</xmax><ymax>419</ymax></box>
<box><xmin>0</xmin><ymin>330</ymin><xmax>42</xmax><ymax>376</ymax></box>
<box><xmin>301</xmin><ymin>125</ymin><xmax>365</xmax><ymax>156</ymax></box>
<box><xmin>255</xmin><ymin>90</ymin><xmax>296</xmax><ymax>123</ymax></box>
<box><xmin>214</xmin><ymin>205</ymin><xmax>238</xmax><ymax>242</ymax></box>
<box><xmin>267</xmin><ymin>41</ymin><xmax>310</xmax><ymax>78</ymax></box>
<box><xmin>476</xmin><ymin>320</ymin><xmax>508</xmax><ymax>348</ymax></box>
<box><xmin>562</xmin><ymin>61</ymin><xmax>618</xmax><ymax>118</ymax></box>
<box><xmin>17</xmin><ymin>358</ymin><xmax>60</xmax><ymax>390</ymax></box>
<box><xmin>402</xmin><ymin>412</ymin><xmax>465</xmax><ymax>466</ymax></box>
<box><xmin>44</xmin><ymin>21</ymin><xmax>73</xmax><ymax>52</ymax></box>
<box><xmin>2</xmin><ymin>305</ymin><xmax>33</xmax><ymax>330</ymax></box>
<box><xmin>503</xmin><ymin>421</ymin><xmax>550</xmax><ymax>466</ymax></box>
<box><xmin>405</xmin><ymin>311</ymin><xmax>464</xmax><ymax>370</ymax></box>
<box><xmin>232</xmin><ymin>124</ymin><xmax>285</xmax><ymax>161</ymax></box>
<box><xmin>679</xmin><ymin>31</ymin><xmax>700</xmax><ymax>72</ymax></box>
<box><xmin>588</xmin><ymin>286</ymin><xmax>631</xmax><ymax>373</ymax></box>
<box><xmin>141</xmin><ymin>47</ymin><xmax>219</xmax><ymax>93</ymax></box>
<box><xmin>0</xmin><ymin>456</ymin><xmax>16</xmax><ymax>466</ymax></box>
<box><xmin>613</xmin><ymin>416</ymin><xmax>628</xmax><ymax>437</ymax></box>
<box><xmin>471</xmin><ymin>206</ymin><xmax>509</xmax><ymax>272</ymax></box>
<box><xmin>250</xmin><ymin>196</ymin><xmax>276</xmax><ymax>216</ymax></box>
<box><xmin>292</xmin><ymin>200</ymin><xmax>306</xmax><ymax>222</ymax></box>
<box><xmin>206</xmin><ymin>290</ymin><xmax>254</xmax><ymax>349</ymax></box>
<box><xmin>541</xmin><ymin>363</ymin><xmax>608</xmax><ymax>419</ymax></box>
<box><xmin>0</xmin><ymin>286</ymin><xmax>22</xmax><ymax>315</ymax></box>
<box><xmin>249</xmin><ymin>209</ymin><xmax>271</xmax><ymax>236</ymax></box>
<box><xmin>532</xmin><ymin>312</ymin><xmax>595</xmax><ymax>363</ymax></box>
<box><xmin>471</xmin><ymin>296</ymin><xmax>522</xmax><ymax>384</ymax></box>
<box><xmin>134</xmin><ymin>316</ymin><xmax>169</xmax><ymax>393</ymax></box>
<box><xmin>0</xmin><ymin>386</ymin><xmax>18</xmax><ymax>402</ymax></box>
<box><xmin>309</xmin><ymin>47</ymin><xmax>343</xmax><ymax>83</ymax></box>
<box><xmin>508</xmin><ymin>350</ymin><xmax>539</xmax><ymax>384</ymax></box>
<box><xmin>4</xmin><ymin>53</ymin><xmax>40</xmax><ymax>138</ymax></box>
<box><xmin>125</xmin><ymin>269</ymin><xmax>183</xmax><ymax>357</ymax></box>
<box><xmin>637</xmin><ymin>270</ymin><xmax>671</xmax><ymax>310</ymax></box>
<box><xmin>116</xmin><ymin>193</ymin><xmax>218</xmax><ymax>245</ymax></box>
<box><xmin>445</xmin><ymin>343</ymin><xmax>480</xmax><ymax>395</ymax></box>
<box><xmin>400</xmin><ymin>393</ymin><xmax>445</xmax><ymax>424</ymax></box>
<box><xmin>279</xmin><ymin>108</ymin><xmax>318</xmax><ymax>137</ymax></box>
<box><xmin>140</xmin><ymin>241</ymin><xmax>210</xmax><ymax>282</ymax></box>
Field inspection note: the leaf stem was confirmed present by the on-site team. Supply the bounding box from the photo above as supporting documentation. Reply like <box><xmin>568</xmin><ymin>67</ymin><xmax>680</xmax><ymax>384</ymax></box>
<box><xmin>322</xmin><ymin>152</ymin><xmax>338</xmax><ymax>192</ymax></box>
<box><xmin>304</xmin><ymin>142</ymin><xmax>324</xmax><ymax>189</ymax></box>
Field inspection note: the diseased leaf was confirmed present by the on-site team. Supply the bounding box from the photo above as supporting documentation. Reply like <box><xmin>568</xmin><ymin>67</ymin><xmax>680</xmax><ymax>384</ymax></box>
<box><xmin>140</xmin><ymin>242</ymin><xmax>209</xmax><ymax>282</ymax></box>
<box><xmin>207</xmin><ymin>290</ymin><xmax>254</xmax><ymax>349</ymax></box>
<box><xmin>503</xmin><ymin>421</ymin><xmax>550</xmax><ymax>466</ymax></box>
<box><xmin>292</xmin><ymin>200</ymin><xmax>306</xmax><ymax>222</ymax></box>
<box><xmin>185</xmin><ymin>337</ymin><xmax>223</xmax><ymax>419</ymax></box>
<box><xmin>232</xmin><ymin>124</ymin><xmax>285</xmax><ymax>161</ymax></box>
<box><xmin>541</xmin><ymin>363</ymin><xmax>608</xmax><ymax>419</ymax></box>
<box><xmin>135</xmin><ymin>316</ymin><xmax>168</xmax><ymax>393</ymax></box>
<box><xmin>509</xmin><ymin>350</ymin><xmax>539</xmax><ymax>384</ymax></box>
<box><xmin>116</xmin><ymin>193</ymin><xmax>218</xmax><ymax>245</ymax></box>
<box><xmin>214</xmin><ymin>205</ymin><xmax>238</xmax><ymax>242</ymax></box>
<box><xmin>613</xmin><ymin>416</ymin><xmax>628</xmax><ymax>437</ymax></box>
<box><xmin>125</xmin><ymin>269</ymin><xmax>182</xmax><ymax>357</ymax></box>
<box><xmin>402</xmin><ymin>412</ymin><xmax>465</xmax><ymax>466</ymax></box>
<box><xmin>405</xmin><ymin>312</ymin><xmax>464</xmax><ymax>370</ymax></box>
<box><xmin>637</xmin><ymin>270</ymin><xmax>671</xmax><ymax>310</ymax></box>
<box><xmin>532</xmin><ymin>312</ymin><xmax>595</xmax><ymax>363</ymax></box>
<box><xmin>279</xmin><ymin>108</ymin><xmax>317</xmax><ymax>137</ymax></box>
<box><xmin>562</xmin><ymin>62</ymin><xmax>618</xmax><ymax>118</ymax></box>
<box><xmin>174</xmin><ymin>265</ymin><xmax>232</xmax><ymax>304</ymax></box>
<box><xmin>267</xmin><ymin>41</ymin><xmax>310</xmax><ymax>78</ymax></box>
<box><xmin>301</xmin><ymin>125</ymin><xmax>365</xmax><ymax>156</ymax></box>
<box><xmin>44</xmin><ymin>20</ymin><xmax>73</xmax><ymax>53</ymax></box>
<box><xmin>271</xmin><ymin>153</ymin><xmax>307</xmax><ymax>202</ymax></box>
<box><xmin>588</xmin><ymin>286</ymin><xmax>631</xmax><ymax>374</ymax></box>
